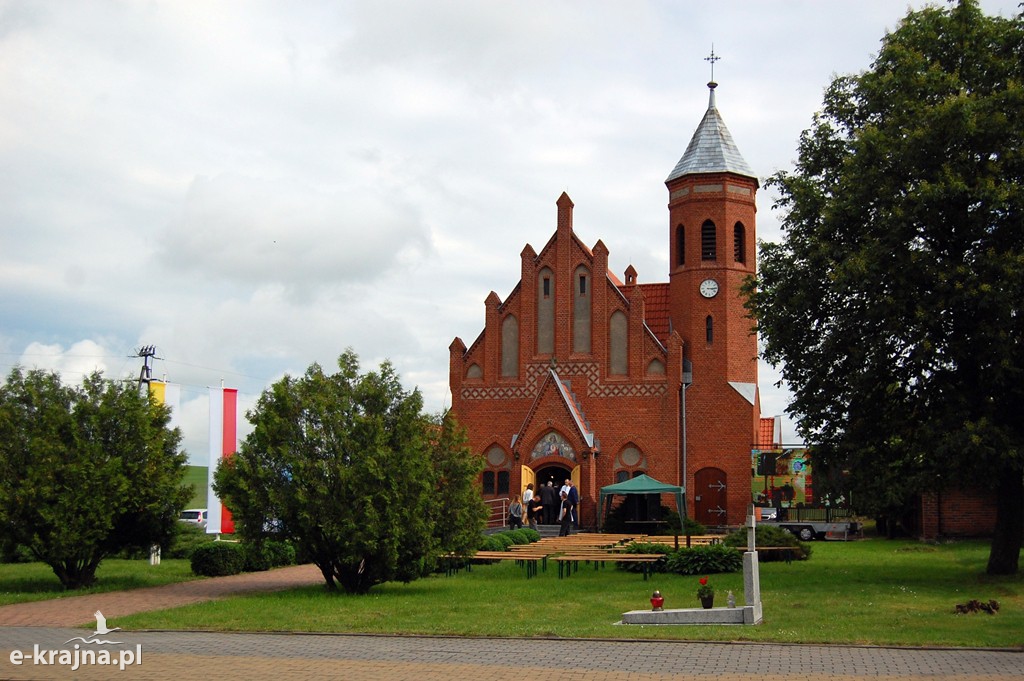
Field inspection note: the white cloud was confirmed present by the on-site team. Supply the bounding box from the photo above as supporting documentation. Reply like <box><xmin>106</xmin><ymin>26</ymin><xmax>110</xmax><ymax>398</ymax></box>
<box><xmin>16</xmin><ymin>339</ymin><xmax>122</xmax><ymax>381</ymax></box>
<box><xmin>2</xmin><ymin>0</ymin><xmax>1019</xmax><ymax>462</ymax></box>
<box><xmin>156</xmin><ymin>173</ymin><xmax>431</xmax><ymax>298</ymax></box>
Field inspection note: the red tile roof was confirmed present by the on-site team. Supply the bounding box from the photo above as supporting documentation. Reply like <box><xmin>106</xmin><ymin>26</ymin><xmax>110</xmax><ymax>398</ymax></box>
<box><xmin>758</xmin><ymin>417</ymin><xmax>778</xmax><ymax>448</ymax></box>
<box><xmin>637</xmin><ymin>283</ymin><xmax>671</xmax><ymax>343</ymax></box>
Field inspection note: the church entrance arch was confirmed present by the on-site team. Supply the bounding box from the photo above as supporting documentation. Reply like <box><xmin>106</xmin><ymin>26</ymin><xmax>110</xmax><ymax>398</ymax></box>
<box><xmin>535</xmin><ymin>464</ymin><xmax>571</xmax><ymax>490</ymax></box>
<box><xmin>533</xmin><ymin>464</ymin><xmax>571</xmax><ymax>525</ymax></box>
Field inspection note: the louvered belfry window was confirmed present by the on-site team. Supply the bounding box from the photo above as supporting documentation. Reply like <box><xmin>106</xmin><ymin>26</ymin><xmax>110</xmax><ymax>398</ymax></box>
<box><xmin>734</xmin><ymin>222</ymin><xmax>746</xmax><ymax>263</ymax></box>
<box><xmin>701</xmin><ymin>220</ymin><xmax>716</xmax><ymax>260</ymax></box>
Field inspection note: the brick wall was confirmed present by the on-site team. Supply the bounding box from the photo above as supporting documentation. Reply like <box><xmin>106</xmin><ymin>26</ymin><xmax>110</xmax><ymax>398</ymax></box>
<box><xmin>918</xmin><ymin>488</ymin><xmax>997</xmax><ymax>539</ymax></box>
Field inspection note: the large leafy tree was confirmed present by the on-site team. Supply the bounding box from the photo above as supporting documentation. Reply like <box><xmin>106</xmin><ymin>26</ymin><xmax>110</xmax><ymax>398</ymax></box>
<box><xmin>0</xmin><ymin>368</ymin><xmax>190</xmax><ymax>588</ymax></box>
<box><xmin>215</xmin><ymin>350</ymin><xmax>485</xmax><ymax>594</ymax></box>
<box><xmin>748</xmin><ymin>0</ymin><xmax>1023</xmax><ymax>574</ymax></box>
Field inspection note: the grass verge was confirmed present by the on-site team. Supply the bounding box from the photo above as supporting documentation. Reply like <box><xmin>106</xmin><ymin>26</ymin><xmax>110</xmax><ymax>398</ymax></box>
<box><xmin>0</xmin><ymin>559</ymin><xmax>198</xmax><ymax>606</ymax></box>
<box><xmin>115</xmin><ymin>538</ymin><xmax>1022</xmax><ymax>648</ymax></box>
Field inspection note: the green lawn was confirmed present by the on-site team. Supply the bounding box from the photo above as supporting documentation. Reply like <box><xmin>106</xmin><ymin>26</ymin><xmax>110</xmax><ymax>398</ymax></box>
<box><xmin>183</xmin><ymin>465</ymin><xmax>208</xmax><ymax>509</ymax></box>
<box><xmin>114</xmin><ymin>538</ymin><xmax>1022</xmax><ymax>648</ymax></box>
<box><xmin>0</xmin><ymin>559</ymin><xmax>198</xmax><ymax>606</ymax></box>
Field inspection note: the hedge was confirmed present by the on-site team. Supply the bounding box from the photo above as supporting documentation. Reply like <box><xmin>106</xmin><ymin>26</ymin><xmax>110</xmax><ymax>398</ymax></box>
<box><xmin>664</xmin><ymin>544</ymin><xmax>744</xmax><ymax>574</ymax></box>
<box><xmin>242</xmin><ymin>540</ymin><xmax>297</xmax><ymax>572</ymax></box>
<box><xmin>190</xmin><ymin>541</ymin><xmax>246</xmax><ymax>576</ymax></box>
<box><xmin>722</xmin><ymin>525</ymin><xmax>812</xmax><ymax>561</ymax></box>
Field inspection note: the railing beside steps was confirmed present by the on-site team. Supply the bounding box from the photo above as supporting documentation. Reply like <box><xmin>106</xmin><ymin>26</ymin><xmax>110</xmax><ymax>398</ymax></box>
<box><xmin>485</xmin><ymin>497</ymin><xmax>510</xmax><ymax>530</ymax></box>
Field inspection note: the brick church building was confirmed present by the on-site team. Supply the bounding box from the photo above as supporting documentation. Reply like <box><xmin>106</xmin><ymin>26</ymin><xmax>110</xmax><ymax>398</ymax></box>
<box><xmin>449</xmin><ymin>81</ymin><xmax>769</xmax><ymax>529</ymax></box>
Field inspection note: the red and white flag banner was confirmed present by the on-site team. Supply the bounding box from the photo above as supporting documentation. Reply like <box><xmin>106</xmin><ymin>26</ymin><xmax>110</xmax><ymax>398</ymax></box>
<box><xmin>206</xmin><ymin>386</ymin><xmax>238</xmax><ymax>534</ymax></box>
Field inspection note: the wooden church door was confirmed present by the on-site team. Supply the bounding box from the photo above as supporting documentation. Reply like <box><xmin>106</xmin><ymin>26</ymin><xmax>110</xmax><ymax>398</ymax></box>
<box><xmin>694</xmin><ymin>467</ymin><xmax>727</xmax><ymax>526</ymax></box>
<box><xmin>521</xmin><ymin>465</ymin><xmax>535</xmax><ymax>497</ymax></box>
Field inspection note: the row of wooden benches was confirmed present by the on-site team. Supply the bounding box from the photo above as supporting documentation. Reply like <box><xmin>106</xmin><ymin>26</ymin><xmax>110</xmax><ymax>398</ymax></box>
<box><xmin>464</xmin><ymin>550</ymin><xmax>666</xmax><ymax>579</ymax></box>
<box><xmin>456</xmin><ymin>539</ymin><xmax>800</xmax><ymax>579</ymax></box>
<box><xmin>472</xmin><ymin>533</ymin><xmax>732</xmax><ymax>579</ymax></box>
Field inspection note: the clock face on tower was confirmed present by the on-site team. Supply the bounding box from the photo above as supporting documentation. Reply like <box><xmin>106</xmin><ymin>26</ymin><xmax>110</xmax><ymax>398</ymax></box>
<box><xmin>699</xmin><ymin>278</ymin><xmax>719</xmax><ymax>298</ymax></box>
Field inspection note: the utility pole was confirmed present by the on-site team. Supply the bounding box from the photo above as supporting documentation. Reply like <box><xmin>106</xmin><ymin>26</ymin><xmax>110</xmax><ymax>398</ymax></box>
<box><xmin>135</xmin><ymin>345</ymin><xmax>159</xmax><ymax>394</ymax></box>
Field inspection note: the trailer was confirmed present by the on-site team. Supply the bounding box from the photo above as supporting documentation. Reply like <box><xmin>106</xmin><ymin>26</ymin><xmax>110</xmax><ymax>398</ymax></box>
<box><xmin>755</xmin><ymin>506</ymin><xmax>861</xmax><ymax>541</ymax></box>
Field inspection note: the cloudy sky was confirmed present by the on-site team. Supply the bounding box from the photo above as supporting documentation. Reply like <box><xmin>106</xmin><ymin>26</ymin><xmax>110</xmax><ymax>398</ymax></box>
<box><xmin>2</xmin><ymin>0</ymin><xmax>1019</xmax><ymax>464</ymax></box>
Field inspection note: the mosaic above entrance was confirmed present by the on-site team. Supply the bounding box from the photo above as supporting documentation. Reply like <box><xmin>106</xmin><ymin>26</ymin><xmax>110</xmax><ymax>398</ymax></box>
<box><xmin>531</xmin><ymin>431</ymin><xmax>577</xmax><ymax>461</ymax></box>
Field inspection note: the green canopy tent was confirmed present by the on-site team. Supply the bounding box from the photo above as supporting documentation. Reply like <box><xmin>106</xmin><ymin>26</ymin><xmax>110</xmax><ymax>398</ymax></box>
<box><xmin>597</xmin><ymin>474</ymin><xmax>685</xmax><ymax>530</ymax></box>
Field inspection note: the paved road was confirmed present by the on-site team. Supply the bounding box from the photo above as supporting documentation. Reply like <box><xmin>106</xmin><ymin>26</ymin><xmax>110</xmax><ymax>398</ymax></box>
<box><xmin>0</xmin><ymin>565</ymin><xmax>1020</xmax><ymax>680</ymax></box>
<box><xmin>1</xmin><ymin>628</ymin><xmax>1022</xmax><ymax>680</ymax></box>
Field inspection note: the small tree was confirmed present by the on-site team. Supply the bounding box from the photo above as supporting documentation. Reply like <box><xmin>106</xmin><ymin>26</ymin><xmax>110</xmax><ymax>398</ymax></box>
<box><xmin>0</xmin><ymin>368</ymin><xmax>190</xmax><ymax>588</ymax></box>
<box><xmin>424</xmin><ymin>411</ymin><xmax>487</xmax><ymax>568</ymax></box>
<box><xmin>215</xmin><ymin>350</ymin><xmax>485</xmax><ymax>594</ymax></box>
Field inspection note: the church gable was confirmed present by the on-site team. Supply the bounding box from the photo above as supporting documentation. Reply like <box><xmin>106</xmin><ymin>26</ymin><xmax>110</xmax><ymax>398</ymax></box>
<box><xmin>454</xmin><ymin>191</ymin><xmax>674</xmax><ymax>388</ymax></box>
<box><xmin>512</xmin><ymin>368</ymin><xmax>595</xmax><ymax>460</ymax></box>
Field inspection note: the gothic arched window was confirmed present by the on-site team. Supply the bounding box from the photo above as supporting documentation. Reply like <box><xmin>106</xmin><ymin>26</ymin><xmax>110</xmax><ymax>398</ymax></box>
<box><xmin>501</xmin><ymin>315</ymin><xmax>519</xmax><ymax>377</ymax></box>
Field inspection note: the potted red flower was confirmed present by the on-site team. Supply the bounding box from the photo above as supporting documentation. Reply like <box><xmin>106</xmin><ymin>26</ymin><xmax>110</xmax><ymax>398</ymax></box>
<box><xmin>696</xmin><ymin>576</ymin><xmax>714</xmax><ymax>609</ymax></box>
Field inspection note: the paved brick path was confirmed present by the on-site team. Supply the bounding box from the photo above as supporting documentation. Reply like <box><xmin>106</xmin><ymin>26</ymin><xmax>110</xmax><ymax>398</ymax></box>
<box><xmin>0</xmin><ymin>563</ymin><xmax>323</xmax><ymax>627</ymax></box>
<box><xmin>0</xmin><ymin>565</ymin><xmax>1021</xmax><ymax>680</ymax></box>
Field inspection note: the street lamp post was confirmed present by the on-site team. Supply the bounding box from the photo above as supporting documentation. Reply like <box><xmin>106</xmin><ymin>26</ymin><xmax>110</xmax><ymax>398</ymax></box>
<box><xmin>680</xmin><ymin>359</ymin><xmax>693</xmax><ymax>530</ymax></box>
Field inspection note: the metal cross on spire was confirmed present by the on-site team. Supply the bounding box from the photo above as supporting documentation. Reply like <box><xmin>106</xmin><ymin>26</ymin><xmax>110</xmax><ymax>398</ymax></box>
<box><xmin>705</xmin><ymin>45</ymin><xmax>720</xmax><ymax>83</ymax></box>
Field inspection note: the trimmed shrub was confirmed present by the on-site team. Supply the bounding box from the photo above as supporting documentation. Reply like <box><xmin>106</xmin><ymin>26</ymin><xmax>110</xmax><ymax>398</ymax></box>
<box><xmin>266</xmin><ymin>540</ymin><xmax>297</xmax><ymax>567</ymax></box>
<box><xmin>622</xmin><ymin>542</ymin><xmax>674</xmax><ymax>556</ymax></box>
<box><xmin>505</xmin><ymin>529</ymin><xmax>531</xmax><ymax>545</ymax></box>
<box><xmin>478</xmin><ymin>535</ymin><xmax>505</xmax><ymax>552</ymax></box>
<box><xmin>616</xmin><ymin>542</ymin><xmax>672</xmax><ymax>573</ymax></box>
<box><xmin>475</xmin><ymin>528</ymin><xmax>538</xmax><ymax>554</ymax></box>
<box><xmin>519</xmin><ymin>528</ymin><xmax>541</xmax><ymax>543</ymax></box>
<box><xmin>190</xmin><ymin>542</ymin><xmax>245</xmax><ymax>577</ymax></box>
<box><xmin>242</xmin><ymin>540</ymin><xmax>297</xmax><ymax>572</ymax></box>
<box><xmin>664</xmin><ymin>544</ymin><xmax>743</xmax><ymax>575</ymax></box>
<box><xmin>660</xmin><ymin>508</ymin><xmax>709</xmax><ymax>536</ymax></box>
<box><xmin>165</xmin><ymin>523</ymin><xmax>215</xmax><ymax>560</ymax></box>
<box><xmin>492</xmin><ymin>532</ymin><xmax>515</xmax><ymax>550</ymax></box>
<box><xmin>722</xmin><ymin>525</ymin><xmax>812</xmax><ymax>561</ymax></box>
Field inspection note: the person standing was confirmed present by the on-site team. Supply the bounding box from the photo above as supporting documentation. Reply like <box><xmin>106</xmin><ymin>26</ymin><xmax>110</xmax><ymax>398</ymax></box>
<box><xmin>522</xmin><ymin>483</ymin><xmax>534</xmax><ymax>506</ymax></box>
<box><xmin>508</xmin><ymin>494</ymin><xmax>524</xmax><ymax>530</ymax></box>
<box><xmin>540</xmin><ymin>481</ymin><xmax>558</xmax><ymax>525</ymax></box>
<box><xmin>527</xmin><ymin>492</ymin><xmax>543</xmax><ymax>530</ymax></box>
<box><xmin>558</xmin><ymin>491</ymin><xmax>575</xmax><ymax>537</ymax></box>
<box><xmin>567</xmin><ymin>480</ymin><xmax>580</xmax><ymax>529</ymax></box>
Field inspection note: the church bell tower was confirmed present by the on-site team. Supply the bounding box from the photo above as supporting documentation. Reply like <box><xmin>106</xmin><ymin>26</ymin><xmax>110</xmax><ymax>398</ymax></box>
<box><xmin>666</xmin><ymin>71</ymin><xmax>760</xmax><ymax>526</ymax></box>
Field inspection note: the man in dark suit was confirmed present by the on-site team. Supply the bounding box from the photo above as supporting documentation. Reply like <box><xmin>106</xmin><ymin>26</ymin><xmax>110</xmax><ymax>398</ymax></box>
<box><xmin>540</xmin><ymin>481</ymin><xmax>558</xmax><ymax>524</ymax></box>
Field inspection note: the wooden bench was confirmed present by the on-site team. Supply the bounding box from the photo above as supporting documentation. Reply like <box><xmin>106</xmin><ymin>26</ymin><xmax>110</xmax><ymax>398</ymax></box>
<box><xmin>469</xmin><ymin>550</ymin><xmax>549</xmax><ymax>577</ymax></box>
<box><xmin>552</xmin><ymin>554</ymin><xmax>665</xmax><ymax>580</ymax></box>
